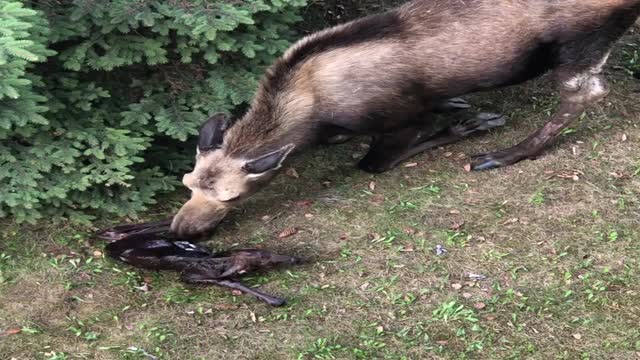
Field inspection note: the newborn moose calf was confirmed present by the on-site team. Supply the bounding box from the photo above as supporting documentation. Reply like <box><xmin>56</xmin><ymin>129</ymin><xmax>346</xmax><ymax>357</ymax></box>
<box><xmin>97</xmin><ymin>222</ymin><xmax>301</xmax><ymax>306</ymax></box>
<box><xmin>171</xmin><ymin>0</ymin><xmax>640</xmax><ymax>238</ymax></box>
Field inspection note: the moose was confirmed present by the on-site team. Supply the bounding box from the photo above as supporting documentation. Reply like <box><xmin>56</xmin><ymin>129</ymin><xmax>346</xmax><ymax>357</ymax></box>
<box><xmin>170</xmin><ymin>0</ymin><xmax>640</xmax><ymax>238</ymax></box>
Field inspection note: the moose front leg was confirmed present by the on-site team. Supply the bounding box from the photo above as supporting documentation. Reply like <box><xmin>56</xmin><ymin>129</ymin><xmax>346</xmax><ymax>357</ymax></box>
<box><xmin>323</xmin><ymin>98</ymin><xmax>470</xmax><ymax>146</ymax></box>
<box><xmin>471</xmin><ymin>69</ymin><xmax>610</xmax><ymax>171</ymax></box>
<box><xmin>358</xmin><ymin>112</ymin><xmax>506</xmax><ymax>173</ymax></box>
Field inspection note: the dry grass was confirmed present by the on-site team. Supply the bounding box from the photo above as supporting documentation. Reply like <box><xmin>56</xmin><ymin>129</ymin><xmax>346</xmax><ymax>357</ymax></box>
<box><xmin>2</xmin><ymin>21</ymin><xmax>640</xmax><ymax>360</ymax></box>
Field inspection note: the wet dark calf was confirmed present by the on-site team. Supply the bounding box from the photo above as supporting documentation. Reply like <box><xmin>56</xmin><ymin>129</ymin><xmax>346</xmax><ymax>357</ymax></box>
<box><xmin>98</xmin><ymin>223</ymin><xmax>301</xmax><ymax>306</ymax></box>
<box><xmin>171</xmin><ymin>0</ymin><xmax>640</xmax><ymax>238</ymax></box>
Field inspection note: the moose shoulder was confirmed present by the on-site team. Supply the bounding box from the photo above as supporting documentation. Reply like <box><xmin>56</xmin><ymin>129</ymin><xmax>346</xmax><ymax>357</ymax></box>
<box><xmin>170</xmin><ymin>0</ymin><xmax>640</xmax><ymax>238</ymax></box>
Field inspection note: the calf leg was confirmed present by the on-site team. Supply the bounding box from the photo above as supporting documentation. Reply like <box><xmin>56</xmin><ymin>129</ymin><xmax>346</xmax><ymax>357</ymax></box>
<box><xmin>471</xmin><ymin>62</ymin><xmax>611</xmax><ymax>171</ymax></box>
<box><xmin>358</xmin><ymin>112</ymin><xmax>507</xmax><ymax>173</ymax></box>
<box><xmin>181</xmin><ymin>273</ymin><xmax>286</xmax><ymax>306</ymax></box>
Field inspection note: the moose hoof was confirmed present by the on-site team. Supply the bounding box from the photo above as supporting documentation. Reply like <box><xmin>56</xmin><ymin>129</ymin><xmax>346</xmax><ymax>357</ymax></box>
<box><xmin>470</xmin><ymin>154</ymin><xmax>506</xmax><ymax>171</ymax></box>
<box><xmin>470</xmin><ymin>147</ymin><xmax>532</xmax><ymax>171</ymax></box>
<box><xmin>435</xmin><ymin>97</ymin><xmax>472</xmax><ymax>112</ymax></box>
<box><xmin>357</xmin><ymin>157</ymin><xmax>391</xmax><ymax>174</ymax></box>
<box><xmin>451</xmin><ymin>113</ymin><xmax>507</xmax><ymax>137</ymax></box>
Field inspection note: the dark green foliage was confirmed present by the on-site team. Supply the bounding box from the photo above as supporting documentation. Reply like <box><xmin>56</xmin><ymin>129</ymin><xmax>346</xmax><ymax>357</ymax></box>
<box><xmin>1</xmin><ymin>0</ymin><xmax>307</xmax><ymax>223</ymax></box>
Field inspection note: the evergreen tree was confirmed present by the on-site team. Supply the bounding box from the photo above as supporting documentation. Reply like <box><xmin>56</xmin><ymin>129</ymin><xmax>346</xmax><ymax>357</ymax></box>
<box><xmin>1</xmin><ymin>0</ymin><xmax>307</xmax><ymax>223</ymax></box>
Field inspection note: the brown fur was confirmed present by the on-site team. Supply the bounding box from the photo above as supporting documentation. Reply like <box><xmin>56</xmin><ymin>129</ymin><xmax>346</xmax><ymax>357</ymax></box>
<box><xmin>171</xmin><ymin>0</ymin><xmax>640</xmax><ymax>238</ymax></box>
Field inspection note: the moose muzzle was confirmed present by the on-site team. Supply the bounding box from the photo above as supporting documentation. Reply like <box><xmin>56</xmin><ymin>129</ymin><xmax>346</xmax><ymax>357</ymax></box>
<box><xmin>170</xmin><ymin>190</ymin><xmax>231</xmax><ymax>239</ymax></box>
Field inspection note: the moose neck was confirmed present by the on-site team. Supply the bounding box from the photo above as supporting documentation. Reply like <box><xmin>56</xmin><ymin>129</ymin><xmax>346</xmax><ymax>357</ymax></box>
<box><xmin>224</xmin><ymin>82</ymin><xmax>317</xmax><ymax>161</ymax></box>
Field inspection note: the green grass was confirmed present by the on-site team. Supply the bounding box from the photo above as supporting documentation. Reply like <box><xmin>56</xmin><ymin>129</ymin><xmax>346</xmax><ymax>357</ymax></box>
<box><xmin>2</xmin><ymin>20</ymin><xmax>640</xmax><ymax>360</ymax></box>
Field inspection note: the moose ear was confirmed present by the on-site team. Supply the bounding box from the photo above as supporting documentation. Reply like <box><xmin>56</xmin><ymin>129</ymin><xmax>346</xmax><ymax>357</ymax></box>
<box><xmin>242</xmin><ymin>144</ymin><xmax>295</xmax><ymax>175</ymax></box>
<box><xmin>198</xmin><ymin>113</ymin><xmax>230</xmax><ymax>152</ymax></box>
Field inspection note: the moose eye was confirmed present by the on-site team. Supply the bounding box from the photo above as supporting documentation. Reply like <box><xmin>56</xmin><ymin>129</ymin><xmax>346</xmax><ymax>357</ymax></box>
<box><xmin>200</xmin><ymin>179</ymin><xmax>216</xmax><ymax>190</ymax></box>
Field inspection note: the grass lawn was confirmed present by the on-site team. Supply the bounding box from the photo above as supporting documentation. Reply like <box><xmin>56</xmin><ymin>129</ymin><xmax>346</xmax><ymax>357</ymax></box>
<box><xmin>2</xmin><ymin>17</ymin><xmax>640</xmax><ymax>360</ymax></box>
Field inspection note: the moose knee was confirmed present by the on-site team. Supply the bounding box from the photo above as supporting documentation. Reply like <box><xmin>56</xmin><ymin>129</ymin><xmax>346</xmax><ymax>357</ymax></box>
<box><xmin>563</xmin><ymin>75</ymin><xmax>609</xmax><ymax>104</ymax></box>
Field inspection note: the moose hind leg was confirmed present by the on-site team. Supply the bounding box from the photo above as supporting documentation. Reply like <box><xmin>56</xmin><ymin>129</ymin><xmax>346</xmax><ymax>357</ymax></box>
<box><xmin>471</xmin><ymin>61</ymin><xmax>612</xmax><ymax>171</ymax></box>
<box><xmin>470</xmin><ymin>5</ymin><xmax>640</xmax><ymax>171</ymax></box>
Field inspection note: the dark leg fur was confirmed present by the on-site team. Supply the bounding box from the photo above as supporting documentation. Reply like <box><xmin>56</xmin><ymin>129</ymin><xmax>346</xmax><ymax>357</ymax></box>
<box><xmin>359</xmin><ymin>112</ymin><xmax>507</xmax><ymax>173</ymax></box>
<box><xmin>323</xmin><ymin>98</ymin><xmax>470</xmax><ymax>145</ymax></box>
<box><xmin>182</xmin><ymin>273</ymin><xmax>286</xmax><ymax>306</ymax></box>
<box><xmin>432</xmin><ymin>97</ymin><xmax>471</xmax><ymax>113</ymax></box>
<box><xmin>472</xmin><ymin>8</ymin><xmax>640</xmax><ymax>170</ymax></box>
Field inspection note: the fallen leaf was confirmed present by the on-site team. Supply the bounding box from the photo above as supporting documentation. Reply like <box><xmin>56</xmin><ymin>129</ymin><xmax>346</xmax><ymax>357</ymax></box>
<box><xmin>231</xmin><ymin>290</ymin><xmax>243</xmax><ymax>296</ymax></box>
<box><xmin>404</xmin><ymin>162</ymin><xmax>418</xmax><ymax>168</ymax></box>
<box><xmin>622</xmin><ymin>133</ymin><xmax>628</xmax><ymax>142</ymax></box>
<box><xmin>286</xmin><ymin>168</ymin><xmax>299</xmax><ymax>178</ymax></box>
<box><xmin>93</xmin><ymin>250</ymin><xmax>102</xmax><ymax>257</ymax></box>
<box><xmin>444</xmin><ymin>152</ymin><xmax>453</xmax><ymax>157</ymax></box>
<box><xmin>134</xmin><ymin>283</ymin><xmax>149</xmax><ymax>292</ymax></box>
<box><xmin>474</xmin><ymin>302</ymin><xmax>486</xmax><ymax>310</ymax></box>
<box><xmin>463</xmin><ymin>164</ymin><xmax>472</xmax><ymax>172</ymax></box>
<box><xmin>295</xmin><ymin>199</ymin><xmax>314</xmax><ymax>207</ymax></box>
<box><xmin>278</xmin><ymin>227</ymin><xmax>298</xmax><ymax>239</ymax></box>
<box><xmin>436</xmin><ymin>340</ymin><xmax>449</xmax><ymax>345</ymax></box>
<box><xmin>449</xmin><ymin>209</ymin><xmax>461</xmax><ymax>214</ymax></box>
<box><xmin>368</xmin><ymin>181</ymin><xmax>376</xmax><ymax>191</ymax></box>
<box><xmin>304</xmin><ymin>213</ymin><xmax>314</xmax><ymax>219</ymax></box>
<box><xmin>449</xmin><ymin>220</ymin><xmax>465</xmax><ymax>230</ymax></box>
<box><xmin>339</xmin><ymin>234</ymin><xmax>348</xmax><ymax>240</ymax></box>
<box><xmin>404</xmin><ymin>228</ymin><xmax>416</xmax><ymax>235</ymax></box>
<box><xmin>400</xmin><ymin>245</ymin><xmax>414</xmax><ymax>252</ymax></box>
<box><xmin>369</xmin><ymin>194</ymin><xmax>385</xmax><ymax>205</ymax></box>
<box><xmin>214</xmin><ymin>304</ymin><xmax>239</xmax><ymax>311</ymax></box>
<box><xmin>462</xmin><ymin>292</ymin><xmax>472</xmax><ymax>299</ymax></box>
<box><xmin>2</xmin><ymin>328</ymin><xmax>21</xmax><ymax>336</ymax></box>
<box><xmin>451</xmin><ymin>283</ymin><xmax>463</xmax><ymax>290</ymax></box>
<box><xmin>573</xmin><ymin>333</ymin><xmax>582</xmax><ymax>340</ymax></box>
<box><xmin>250</xmin><ymin>311</ymin><xmax>257</xmax><ymax>322</ymax></box>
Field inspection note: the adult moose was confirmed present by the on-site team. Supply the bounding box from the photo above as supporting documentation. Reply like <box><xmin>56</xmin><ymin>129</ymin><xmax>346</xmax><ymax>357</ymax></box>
<box><xmin>171</xmin><ymin>0</ymin><xmax>640</xmax><ymax>238</ymax></box>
